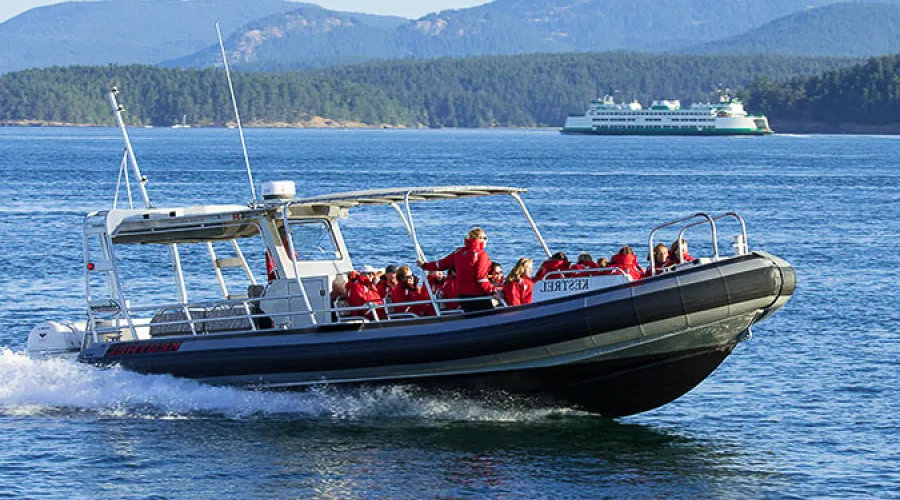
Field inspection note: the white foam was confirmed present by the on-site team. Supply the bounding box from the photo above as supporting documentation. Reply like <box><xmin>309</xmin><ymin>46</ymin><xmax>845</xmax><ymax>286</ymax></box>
<box><xmin>0</xmin><ymin>349</ymin><xmax>579</xmax><ymax>421</ymax></box>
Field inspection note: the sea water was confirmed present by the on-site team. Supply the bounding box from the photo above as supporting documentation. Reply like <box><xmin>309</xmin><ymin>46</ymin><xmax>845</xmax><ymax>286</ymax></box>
<box><xmin>0</xmin><ymin>128</ymin><xmax>897</xmax><ymax>498</ymax></box>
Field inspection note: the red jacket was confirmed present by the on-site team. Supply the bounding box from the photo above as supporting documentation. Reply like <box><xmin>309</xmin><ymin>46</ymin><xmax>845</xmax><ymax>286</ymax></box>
<box><xmin>439</xmin><ymin>274</ymin><xmax>460</xmax><ymax>310</ymax></box>
<box><xmin>347</xmin><ymin>275</ymin><xmax>383</xmax><ymax>318</ymax></box>
<box><xmin>642</xmin><ymin>262</ymin><xmax>668</xmax><ymax>279</ymax></box>
<box><xmin>376</xmin><ymin>276</ymin><xmax>397</xmax><ymax>299</ymax></box>
<box><xmin>390</xmin><ymin>284</ymin><xmax>434</xmax><ymax>316</ymax></box>
<box><xmin>503</xmin><ymin>277</ymin><xmax>534</xmax><ymax>306</ymax></box>
<box><xmin>610</xmin><ymin>253</ymin><xmax>644</xmax><ymax>280</ymax></box>
<box><xmin>572</xmin><ymin>261</ymin><xmax>601</xmax><ymax>277</ymax></box>
<box><xmin>422</xmin><ymin>239</ymin><xmax>493</xmax><ymax>296</ymax></box>
<box><xmin>535</xmin><ymin>259</ymin><xmax>570</xmax><ymax>280</ymax></box>
<box><xmin>665</xmin><ymin>252</ymin><xmax>696</xmax><ymax>268</ymax></box>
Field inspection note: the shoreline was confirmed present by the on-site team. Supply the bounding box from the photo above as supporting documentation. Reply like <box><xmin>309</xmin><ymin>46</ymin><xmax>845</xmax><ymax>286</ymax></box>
<box><xmin>1</xmin><ymin>120</ymin><xmax>899</xmax><ymax>135</ymax></box>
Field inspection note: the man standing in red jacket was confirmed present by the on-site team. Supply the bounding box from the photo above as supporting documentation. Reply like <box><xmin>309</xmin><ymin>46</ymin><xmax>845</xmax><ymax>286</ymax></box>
<box><xmin>418</xmin><ymin>227</ymin><xmax>495</xmax><ymax>313</ymax></box>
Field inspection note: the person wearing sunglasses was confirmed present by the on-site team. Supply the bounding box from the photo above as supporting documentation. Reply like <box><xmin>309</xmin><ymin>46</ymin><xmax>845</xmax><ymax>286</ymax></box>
<box><xmin>418</xmin><ymin>227</ymin><xmax>495</xmax><ymax>313</ymax></box>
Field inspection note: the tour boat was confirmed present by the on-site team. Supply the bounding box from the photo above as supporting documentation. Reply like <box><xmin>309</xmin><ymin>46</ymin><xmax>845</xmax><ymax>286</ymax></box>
<box><xmin>561</xmin><ymin>94</ymin><xmax>773</xmax><ymax>136</ymax></box>
<box><xmin>26</xmin><ymin>86</ymin><xmax>795</xmax><ymax>418</ymax></box>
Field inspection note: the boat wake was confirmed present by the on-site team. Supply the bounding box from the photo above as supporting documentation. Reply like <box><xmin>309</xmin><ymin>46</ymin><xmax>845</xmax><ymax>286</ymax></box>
<box><xmin>0</xmin><ymin>349</ymin><xmax>581</xmax><ymax>422</ymax></box>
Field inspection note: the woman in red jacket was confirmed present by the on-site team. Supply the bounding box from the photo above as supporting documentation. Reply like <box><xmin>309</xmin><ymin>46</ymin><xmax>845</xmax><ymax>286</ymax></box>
<box><xmin>643</xmin><ymin>243</ymin><xmax>670</xmax><ymax>278</ymax></box>
<box><xmin>610</xmin><ymin>246</ymin><xmax>644</xmax><ymax>281</ymax></box>
<box><xmin>503</xmin><ymin>258</ymin><xmax>534</xmax><ymax>307</ymax></box>
<box><xmin>666</xmin><ymin>238</ymin><xmax>696</xmax><ymax>267</ymax></box>
<box><xmin>419</xmin><ymin>227</ymin><xmax>494</xmax><ymax>313</ymax></box>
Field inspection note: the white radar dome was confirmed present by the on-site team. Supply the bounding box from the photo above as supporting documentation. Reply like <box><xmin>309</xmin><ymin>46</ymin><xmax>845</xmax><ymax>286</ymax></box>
<box><xmin>262</xmin><ymin>180</ymin><xmax>296</xmax><ymax>200</ymax></box>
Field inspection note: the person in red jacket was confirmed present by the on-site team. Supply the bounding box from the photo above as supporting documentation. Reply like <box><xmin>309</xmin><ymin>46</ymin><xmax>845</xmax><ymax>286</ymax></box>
<box><xmin>643</xmin><ymin>243</ymin><xmax>670</xmax><ymax>278</ymax></box>
<box><xmin>503</xmin><ymin>258</ymin><xmax>534</xmax><ymax>307</ymax></box>
<box><xmin>666</xmin><ymin>238</ymin><xmax>696</xmax><ymax>267</ymax></box>
<box><xmin>376</xmin><ymin>264</ymin><xmax>399</xmax><ymax>299</ymax></box>
<box><xmin>596</xmin><ymin>257</ymin><xmax>612</xmax><ymax>275</ymax></box>
<box><xmin>419</xmin><ymin>227</ymin><xmax>494</xmax><ymax>313</ymax></box>
<box><xmin>534</xmin><ymin>252</ymin><xmax>570</xmax><ymax>280</ymax></box>
<box><xmin>439</xmin><ymin>270</ymin><xmax>460</xmax><ymax>310</ymax></box>
<box><xmin>346</xmin><ymin>270</ymin><xmax>384</xmax><ymax>319</ymax></box>
<box><xmin>488</xmin><ymin>262</ymin><xmax>505</xmax><ymax>290</ymax></box>
<box><xmin>389</xmin><ymin>265</ymin><xmax>435</xmax><ymax>316</ymax></box>
<box><xmin>610</xmin><ymin>246</ymin><xmax>644</xmax><ymax>281</ymax></box>
<box><xmin>572</xmin><ymin>252</ymin><xmax>601</xmax><ymax>277</ymax></box>
<box><xmin>427</xmin><ymin>270</ymin><xmax>446</xmax><ymax>290</ymax></box>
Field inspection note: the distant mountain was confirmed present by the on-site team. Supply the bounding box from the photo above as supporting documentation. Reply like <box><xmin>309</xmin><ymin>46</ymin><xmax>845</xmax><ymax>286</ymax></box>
<box><xmin>3</xmin><ymin>0</ymin><xmax>898</xmax><ymax>73</ymax></box>
<box><xmin>172</xmin><ymin>0</ymin><xmax>896</xmax><ymax>70</ymax></box>
<box><xmin>685</xmin><ymin>3</ymin><xmax>900</xmax><ymax>57</ymax></box>
<box><xmin>0</xmin><ymin>0</ymin><xmax>406</xmax><ymax>74</ymax></box>
<box><xmin>166</xmin><ymin>5</ymin><xmax>410</xmax><ymax>69</ymax></box>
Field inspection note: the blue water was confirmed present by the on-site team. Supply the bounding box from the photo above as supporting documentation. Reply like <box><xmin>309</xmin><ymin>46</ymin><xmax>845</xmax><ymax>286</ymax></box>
<box><xmin>0</xmin><ymin>128</ymin><xmax>897</xmax><ymax>498</ymax></box>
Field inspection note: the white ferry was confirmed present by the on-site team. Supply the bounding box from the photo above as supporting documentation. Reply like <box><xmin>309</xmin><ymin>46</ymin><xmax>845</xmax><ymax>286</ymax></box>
<box><xmin>562</xmin><ymin>95</ymin><xmax>773</xmax><ymax>136</ymax></box>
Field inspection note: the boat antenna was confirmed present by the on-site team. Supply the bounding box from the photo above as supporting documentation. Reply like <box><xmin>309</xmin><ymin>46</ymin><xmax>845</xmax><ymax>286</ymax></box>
<box><xmin>108</xmin><ymin>87</ymin><xmax>152</xmax><ymax>208</ymax></box>
<box><xmin>215</xmin><ymin>21</ymin><xmax>258</xmax><ymax>205</ymax></box>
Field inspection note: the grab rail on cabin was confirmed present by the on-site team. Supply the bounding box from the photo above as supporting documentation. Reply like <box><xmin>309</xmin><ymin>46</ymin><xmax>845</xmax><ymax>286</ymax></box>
<box><xmin>83</xmin><ymin>292</ymin><xmax>504</xmax><ymax>345</ymax></box>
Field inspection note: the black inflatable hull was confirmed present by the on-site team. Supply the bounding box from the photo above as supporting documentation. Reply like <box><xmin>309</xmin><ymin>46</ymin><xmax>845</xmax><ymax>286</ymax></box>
<box><xmin>79</xmin><ymin>252</ymin><xmax>795</xmax><ymax>417</ymax></box>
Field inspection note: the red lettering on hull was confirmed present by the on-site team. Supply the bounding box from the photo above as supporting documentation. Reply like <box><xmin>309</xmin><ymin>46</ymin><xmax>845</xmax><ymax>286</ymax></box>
<box><xmin>105</xmin><ymin>342</ymin><xmax>182</xmax><ymax>357</ymax></box>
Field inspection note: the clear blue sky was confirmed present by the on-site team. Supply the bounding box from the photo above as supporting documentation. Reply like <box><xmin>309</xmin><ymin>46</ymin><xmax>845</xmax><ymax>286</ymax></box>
<box><xmin>0</xmin><ymin>0</ymin><xmax>489</xmax><ymax>23</ymax></box>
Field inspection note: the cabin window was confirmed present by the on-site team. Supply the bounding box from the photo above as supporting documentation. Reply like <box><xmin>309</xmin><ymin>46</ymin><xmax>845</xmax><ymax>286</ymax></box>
<box><xmin>288</xmin><ymin>220</ymin><xmax>342</xmax><ymax>261</ymax></box>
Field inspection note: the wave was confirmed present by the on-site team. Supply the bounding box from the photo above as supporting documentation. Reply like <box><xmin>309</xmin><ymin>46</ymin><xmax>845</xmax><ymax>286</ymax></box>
<box><xmin>0</xmin><ymin>349</ymin><xmax>580</xmax><ymax>421</ymax></box>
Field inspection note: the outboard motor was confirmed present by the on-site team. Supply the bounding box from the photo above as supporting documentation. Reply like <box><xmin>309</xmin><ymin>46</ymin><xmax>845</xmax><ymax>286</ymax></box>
<box><xmin>27</xmin><ymin>321</ymin><xmax>86</xmax><ymax>359</ymax></box>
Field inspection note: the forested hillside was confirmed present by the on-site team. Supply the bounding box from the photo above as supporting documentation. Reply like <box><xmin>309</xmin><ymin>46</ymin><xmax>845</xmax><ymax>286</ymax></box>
<box><xmin>0</xmin><ymin>53</ymin><xmax>855</xmax><ymax>128</ymax></box>
<box><xmin>746</xmin><ymin>55</ymin><xmax>900</xmax><ymax>127</ymax></box>
<box><xmin>685</xmin><ymin>3</ymin><xmax>900</xmax><ymax>57</ymax></box>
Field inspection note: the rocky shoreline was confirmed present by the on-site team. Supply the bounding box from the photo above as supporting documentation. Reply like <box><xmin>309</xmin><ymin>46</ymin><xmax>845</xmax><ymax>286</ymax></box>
<box><xmin>0</xmin><ymin>117</ymin><xmax>412</xmax><ymax>129</ymax></box>
<box><xmin>2</xmin><ymin>118</ymin><xmax>899</xmax><ymax>134</ymax></box>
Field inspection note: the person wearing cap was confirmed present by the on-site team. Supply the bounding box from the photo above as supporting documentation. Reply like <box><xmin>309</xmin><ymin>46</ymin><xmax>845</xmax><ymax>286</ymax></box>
<box><xmin>418</xmin><ymin>227</ymin><xmax>495</xmax><ymax>313</ymax></box>
<box><xmin>377</xmin><ymin>264</ymin><xmax>399</xmax><ymax>299</ymax></box>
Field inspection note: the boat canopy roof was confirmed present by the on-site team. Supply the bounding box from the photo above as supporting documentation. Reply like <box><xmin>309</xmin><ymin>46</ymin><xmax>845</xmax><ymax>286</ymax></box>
<box><xmin>281</xmin><ymin>186</ymin><xmax>526</xmax><ymax>210</ymax></box>
<box><xmin>93</xmin><ymin>186</ymin><xmax>526</xmax><ymax>245</ymax></box>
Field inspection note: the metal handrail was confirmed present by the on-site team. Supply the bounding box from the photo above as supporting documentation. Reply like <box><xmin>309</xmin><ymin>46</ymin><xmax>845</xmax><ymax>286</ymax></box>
<box><xmin>542</xmin><ymin>267</ymin><xmax>630</xmax><ymax>280</ymax></box>
<box><xmin>88</xmin><ymin>291</ymin><xmax>504</xmax><ymax>342</ymax></box>
<box><xmin>648</xmin><ymin>212</ymin><xmax>718</xmax><ymax>276</ymax></box>
<box><xmin>678</xmin><ymin>212</ymin><xmax>748</xmax><ymax>257</ymax></box>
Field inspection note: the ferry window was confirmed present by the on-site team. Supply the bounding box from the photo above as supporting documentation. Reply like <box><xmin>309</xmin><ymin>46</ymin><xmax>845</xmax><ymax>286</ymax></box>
<box><xmin>288</xmin><ymin>220</ymin><xmax>342</xmax><ymax>261</ymax></box>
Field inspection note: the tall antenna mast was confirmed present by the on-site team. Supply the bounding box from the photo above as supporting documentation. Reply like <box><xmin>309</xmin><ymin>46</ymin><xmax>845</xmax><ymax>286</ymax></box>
<box><xmin>216</xmin><ymin>21</ymin><xmax>258</xmax><ymax>205</ymax></box>
<box><xmin>108</xmin><ymin>87</ymin><xmax>152</xmax><ymax>208</ymax></box>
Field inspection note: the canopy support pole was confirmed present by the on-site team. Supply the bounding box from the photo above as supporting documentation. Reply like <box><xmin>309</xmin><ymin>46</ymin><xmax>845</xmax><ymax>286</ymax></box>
<box><xmin>511</xmin><ymin>193</ymin><xmax>551</xmax><ymax>258</ymax></box>
<box><xmin>394</xmin><ymin>197</ymin><xmax>441</xmax><ymax>317</ymax></box>
<box><xmin>282</xmin><ymin>210</ymin><xmax>318</xmax><ymax>326</ymax></box>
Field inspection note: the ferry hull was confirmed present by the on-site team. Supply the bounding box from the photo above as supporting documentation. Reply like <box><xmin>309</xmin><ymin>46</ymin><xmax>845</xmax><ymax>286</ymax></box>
<box><xmin>560</xmin><ymin>127</ymin><xmax>773</xmax><ymax>136</ymax></box>
<box><xmin>79</xmin><ymin>252</ymin><xmax>795</xmax><ymax>417</ymax></box>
